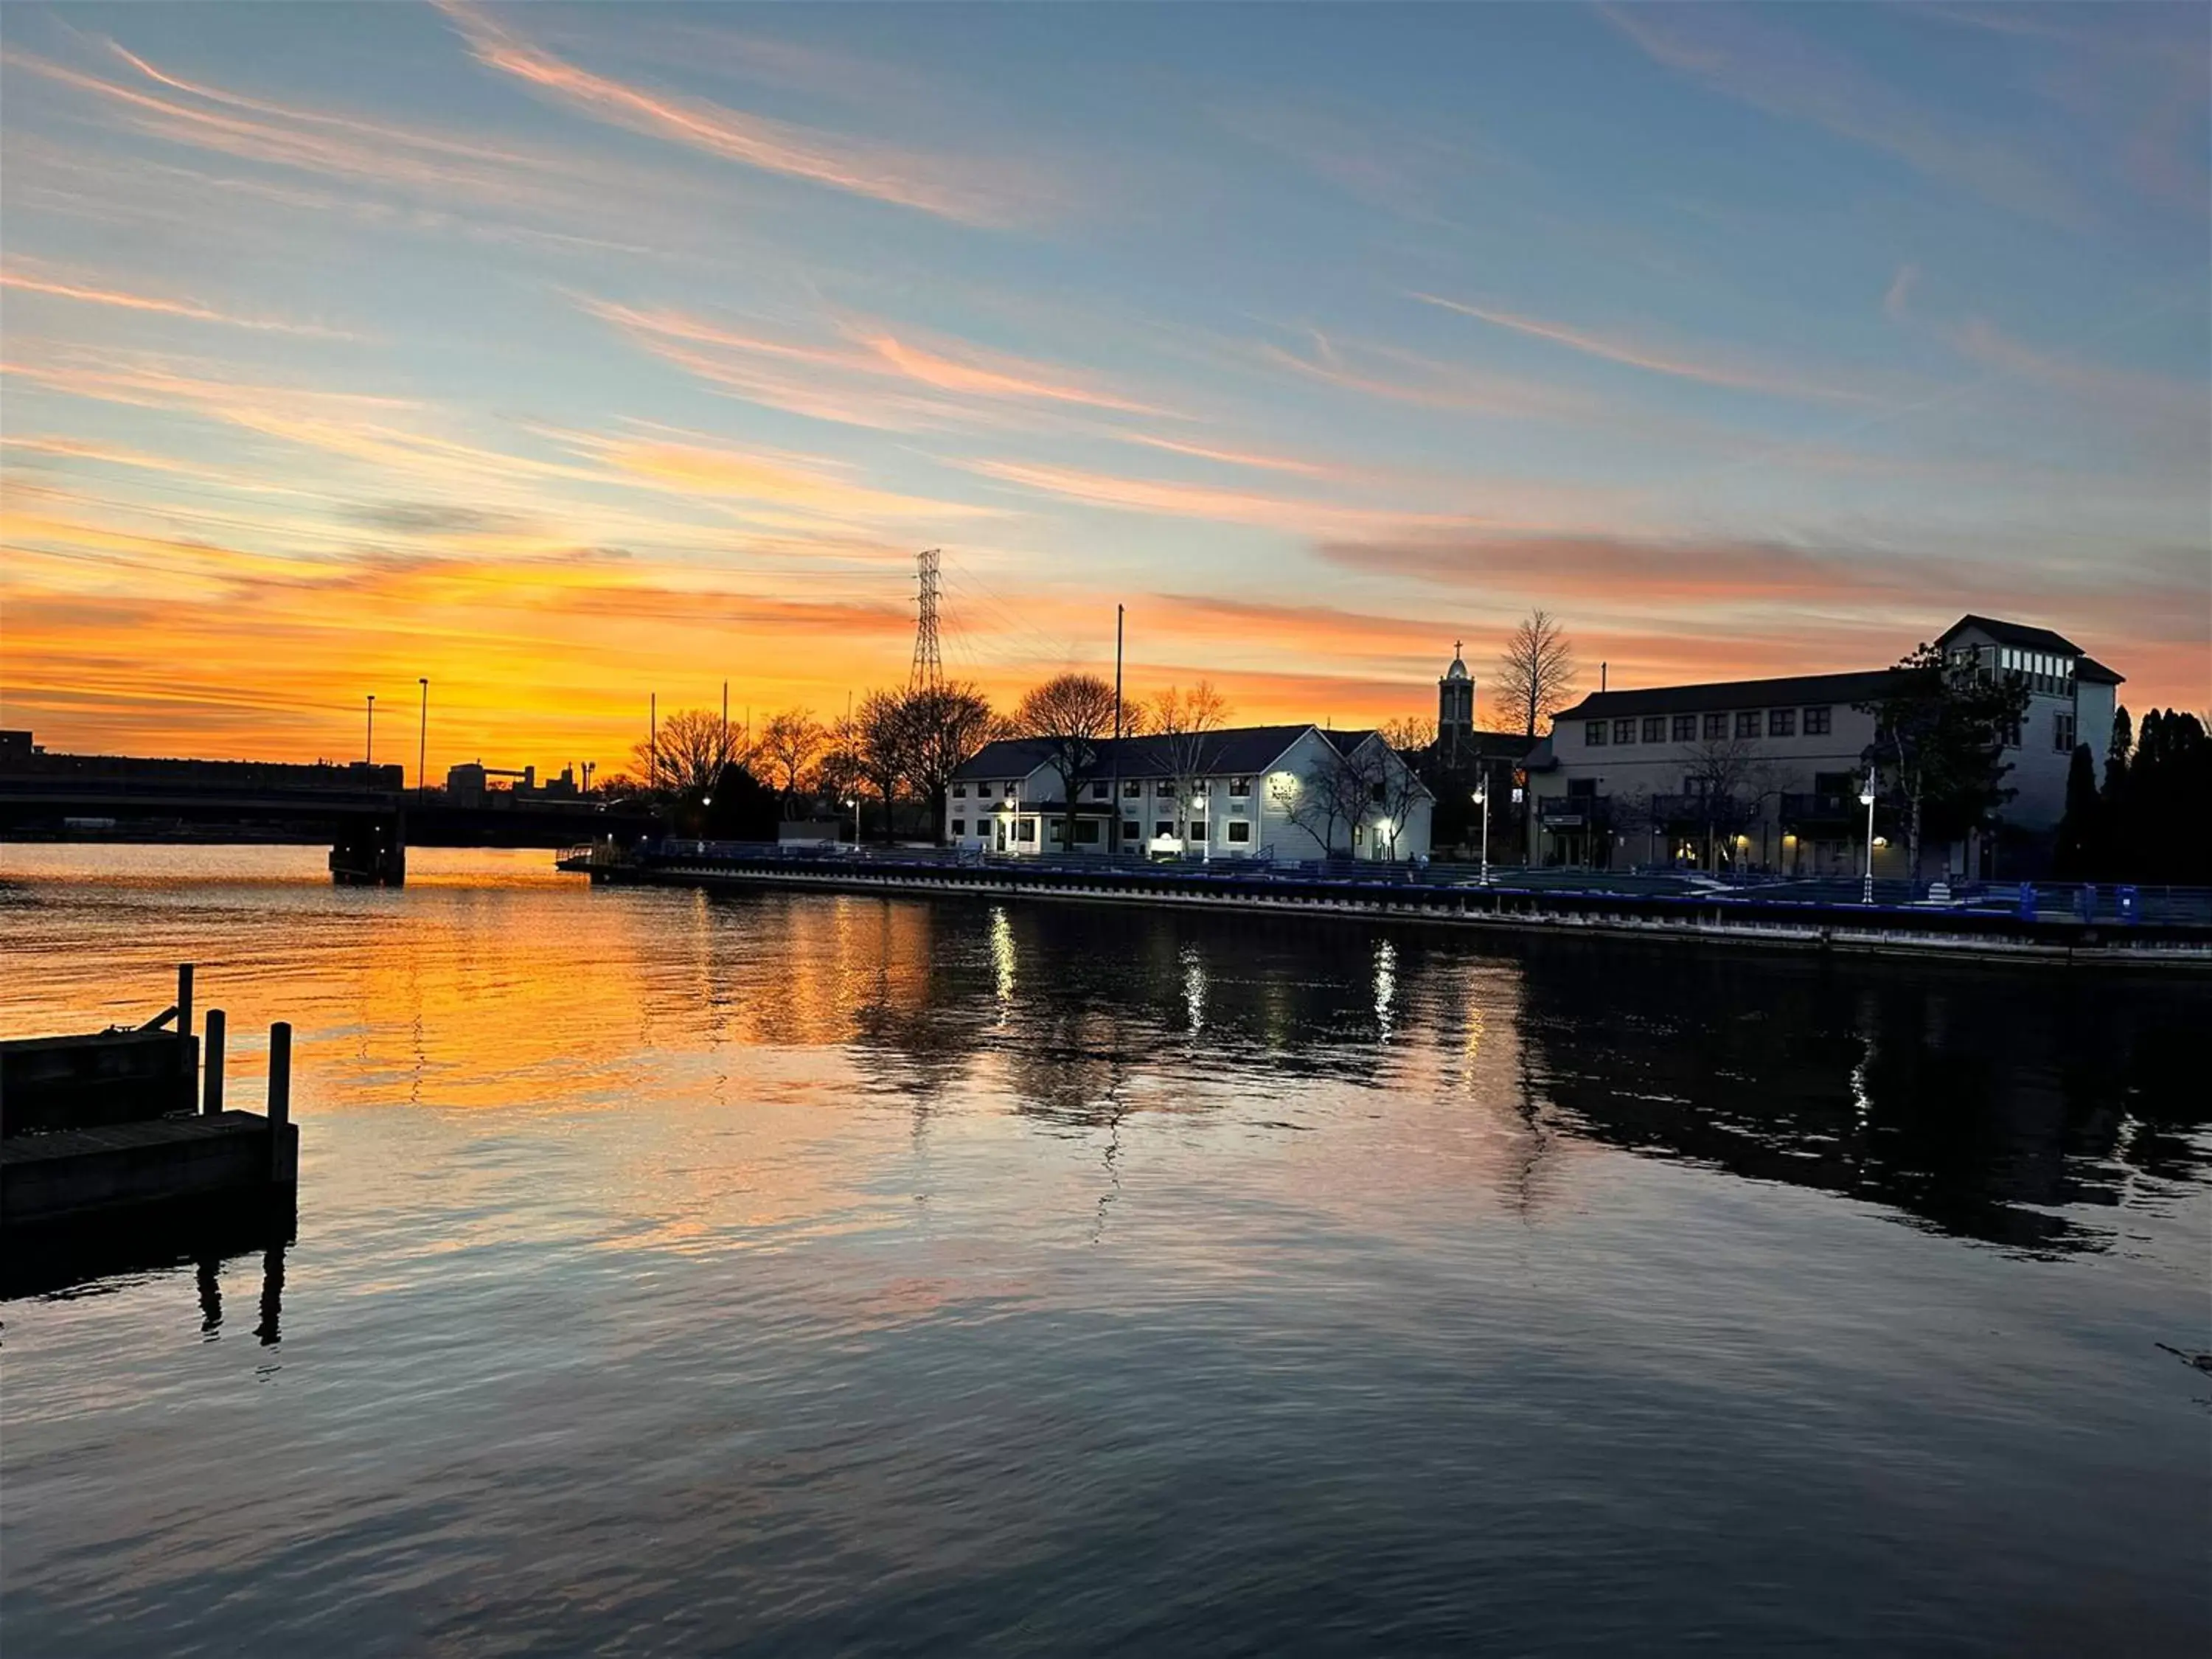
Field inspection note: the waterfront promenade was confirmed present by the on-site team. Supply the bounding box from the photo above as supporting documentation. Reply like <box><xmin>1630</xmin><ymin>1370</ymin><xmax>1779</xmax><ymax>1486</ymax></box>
<box><xmin>563</xmin><ymin>841</ymin><xmax>2212</xmax><ymax>967</ymax></box>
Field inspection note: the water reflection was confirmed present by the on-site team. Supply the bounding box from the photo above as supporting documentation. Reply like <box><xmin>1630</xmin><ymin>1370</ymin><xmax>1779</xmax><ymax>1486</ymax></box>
<box><xmin>1506</xmin><ymin>937</ymin><xmax>2207</xmax><ymax>1252</ymax></box>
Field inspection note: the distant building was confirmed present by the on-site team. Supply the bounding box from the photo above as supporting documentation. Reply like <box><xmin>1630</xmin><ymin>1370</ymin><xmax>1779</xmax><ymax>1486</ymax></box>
<box><xmin>1523</xmin><ymin>614</ymin><xmax>2124</xmax><ymax>878</ymax></box>
<box><xmin>948</xmin><ymin>724</ymin><xmax>1433</xmax><ymax>861</ymax></box>
<box><xmin>1436</xmin><ymin>642</ymin><xmax>1475</xmax><ymax>762</ymax></box>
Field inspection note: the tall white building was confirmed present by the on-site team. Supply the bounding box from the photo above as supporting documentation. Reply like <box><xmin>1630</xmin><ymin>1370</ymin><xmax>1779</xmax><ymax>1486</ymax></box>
<box><xmin>1523</xmin><ymin>614</ymin><xmax>2123</xmax><ymax>878</ymax></box>
<box><xmin>947</xmin><ymin>724</ymin><xmax>1433</xmax><ymax>861</ymax></box>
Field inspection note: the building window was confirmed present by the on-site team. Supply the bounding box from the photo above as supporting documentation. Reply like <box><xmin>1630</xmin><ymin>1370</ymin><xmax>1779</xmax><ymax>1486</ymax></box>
<box><xmin>1123</xmin><ymin>818</ymin><xmax>1140</xmax><ymax>841</ymax></box>
<box><xmin>1370</xmin><ymin>780</ymin><xmax>1387</xmax><ymax>801</ymax></box>
<box><xmin>1672</xmin><ymin>714</ymin><xmax>1696</xmax><ymax>742</ymax></box>
<box><xmin>1189</xmin><ymin>818</ymin><xmax>1206</xmax><ymax>840</ymax></box>
<box><xmin>1736</xmin><ymin>711</ymin><xmax>1761</xmax><ymax>739</ymax></box>
<box><xmin>1612</xmin><ymin>717</ymin><xmax>1636</xmax><ymax>745</ymax></box>
<box><xmin>1704</xmin><ymin>713</ymin><xmax>1727</xmax><ymax>740</ymax></box>
<box><xmin>1227</xmin><ymin>821</ymin><xmax>1251</xmax><ymax>843</ymax></box>
<box><xmin>951</xmin><ymin>783</ymin><xmax>966</xmax><ymax>798</ymax></box>
<box><xmin>1156</xmin><ymin>780</ymin><xmax>1175</xmax><ymax>796</ymax></box>
<box><xmin>1074</xmin><ymin>820</ymin><xmax>1101</xmax><ymax>844</ymax></box>
<box><xmin>1017</xmin><ymin>818</ymin><xmax>1037</xmax><ymax>842</ymax></box>
<box><xmin>1586</xmin><ymin>720</ymin><xmax>1608</xmax><ymax>746</ymax></box>
<box><xmin>2000</xmin><ymin>717</ymin><xmax>2022</xmax><ymax>750</ymax></box>
<box><xmin>1123</xmin><ymin>779</ymin><xmax>1141</xmax><ymax>799</ymax></box>
<box><xmin>1155</xmin><ymin>820</ymin><xmax>1173</xmax><ymax>839</ymax></box>
<box><xmin>1004</xmin><ymin>782</ymin><xmax>1018</xmax><ymax>799</ymax></box>
<box><xmin>2053</xmin><ymin>712</ymin><xmax>2076</xmax><ymax>751</ymax></box>
<box><xmin>1768</xmin><ymin>709</ymin><xmax>1795</xmax><ymax>737</ymax></box>
<box><xmin>1228</xmin><ymin>776</ymin><xmax>1251</xmax><ymax>798</ymax></box>
<box><xmin>1642</xmin><ymin>716</ymin><xmax>1665</xmax><ymax>742</ymax></box>
<box><xmin>1803</xmin><ymin>706</ymin><xmax>1831</xmax><ymax>736</ymax></box>
<box><xmin>1090</xmin><ymin>780</ymin><xmax>1109</xmax><ymax>799</ymax></box>
<box><xmin>950</xmin><ymin>818</ymin><xmax>966</xmax><ymax>836</ymax></box>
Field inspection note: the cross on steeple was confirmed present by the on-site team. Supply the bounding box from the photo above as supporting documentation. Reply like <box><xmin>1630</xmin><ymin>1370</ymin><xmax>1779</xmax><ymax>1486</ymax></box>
<box><xmin>1453</xmin><ymin>639</ymin><xmax>1462</xmax><ymax>657</ymax></box>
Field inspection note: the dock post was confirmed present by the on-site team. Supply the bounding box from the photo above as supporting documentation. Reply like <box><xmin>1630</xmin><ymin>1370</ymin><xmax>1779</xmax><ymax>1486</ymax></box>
<box><xmin>177</xmin><ymin>963</ymin><xmax>195</xmax><ymax>1038</ymax></box>
<box><xmin>204</xmin><ymin>1009</ymin><xmax>226</xmax><ymax>1114</ymax></box>
<box><xmin>268</xmin><ymin>1021</ymin><xmax>292</xmax><ymax>1178</ymax></box>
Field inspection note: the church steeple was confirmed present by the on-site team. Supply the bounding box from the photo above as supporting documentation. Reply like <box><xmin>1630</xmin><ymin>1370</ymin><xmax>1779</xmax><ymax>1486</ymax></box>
<box><xmin>1438</xmin><ymin>640</ymin><xmax>1474</xmax><ymax>759</ymax></box>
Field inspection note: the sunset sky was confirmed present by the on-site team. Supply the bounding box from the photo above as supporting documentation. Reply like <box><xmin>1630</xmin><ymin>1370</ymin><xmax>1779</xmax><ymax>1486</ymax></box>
<box><xmin>2</xmin><ymin>1</ymin><xmax>2205</xmax><ymax>777</ymax></box>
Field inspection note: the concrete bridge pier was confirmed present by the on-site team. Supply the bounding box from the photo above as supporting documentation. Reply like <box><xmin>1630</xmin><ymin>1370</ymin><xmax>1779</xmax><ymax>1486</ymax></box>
<box><xmin>330</xmin><ymin>812</ymin><xmax>406</xmax><ymax>886</ymax></box>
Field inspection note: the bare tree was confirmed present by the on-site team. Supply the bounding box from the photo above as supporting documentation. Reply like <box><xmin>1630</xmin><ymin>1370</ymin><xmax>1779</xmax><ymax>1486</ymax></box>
<box><xmin>1494</xmin><ymin>610</ymin><xmax>1577</xmax><ymax>737</ymax></box>
<box><xmin>1015</xmin><ymin>672</ymin><xmax>1119</xmax><ymax>852</ymax></box>
<box><xmin>1150</xmin><ymin>681</ymin><xmax>1233</xmax><ymax>858</ymax></box>
<box><xmin>626</xmin><ymin>707</ymin><xmax>752</xmax><ymax>798</ymax></box>
<box><xmin>900</xmin><ymin>681</ymin><xmax>1000</xmax><ymax>841</ymax></box>
<box><xmin>1367</xmin><ymin>737</ymin><xmax>1430</xmax><ymax>861</ymax></box>
<box><xmin>1677</xmin><ymin>733</ymin><xmax>1776</xmax><ymax>872</ymax></box>
<box><xmin>855</xmin><ymin>689</ymin><xmax>913</xmax><ymax>842</ymax></box>
<box><xmin>758</xmin><ymin>707</ymin><xmax>826</xmax><ymax>815</ymax></box>
<box><xmin>1377</xmin><ymin>714</ymin><xmax>1433</xmax><ymax>754</ymax></box>
<box><xmin>1268</xmin><ymin>737</ymin><xmax>1371</xmax><ymax>859</ymax></box>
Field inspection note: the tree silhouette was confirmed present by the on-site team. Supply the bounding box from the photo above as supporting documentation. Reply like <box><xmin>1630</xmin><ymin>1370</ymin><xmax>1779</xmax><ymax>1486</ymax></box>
<box><xmin>1016</xmin><ymin>672</ymin><xmax>1119</xmax><ymax>853</ymax></box>
<box><xmin>1150</xmin><ymin>681</ymin><xmax>1233</xmax><ymax>855</ymax></box>
<box><xmin>627</xmin><ymin>706</ymin><xmax>751</xmax><ymax>799</ymax></box>
<box><xmin>1494</xmin><ymin>610</ymin><xmax>1577</xmax><ymax>737</ymax></box>
<box><xmin>757</xmin><ymin>708</ymin><xmax>827</xmax><ymax>813</ymax></box>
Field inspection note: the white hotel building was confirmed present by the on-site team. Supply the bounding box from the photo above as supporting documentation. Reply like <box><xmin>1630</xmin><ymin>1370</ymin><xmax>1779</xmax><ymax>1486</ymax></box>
<box><xmin>1524</xmin><ymin>615</ymin><xmax>2124</xmax><ymax>878</ymax></box>
<box><xmin>946</xmin><ymin>724</ymin><xmax>1433</xmax><ymax>861</ymax></box>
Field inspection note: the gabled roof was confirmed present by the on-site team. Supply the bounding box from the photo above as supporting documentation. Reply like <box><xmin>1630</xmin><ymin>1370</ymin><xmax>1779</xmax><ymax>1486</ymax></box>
<box><xmin>2073</xmin><ymin>655</ymin><xmax>2124</xmax><ymax>685</ymax></box>
<box><xmin>1938</xmin><ymin>614</ymin><xmax>2084</xmax><ymax>655</ymax></box>
<box><xmin>1553</xmin><ymin>669</ymin><xmax>1900</xmax><ymax>723</ymax></box>
<box><xmin>953</xmin><ymin>723</ymin><xmax>1319</xmax><ymax>783</ymax></box>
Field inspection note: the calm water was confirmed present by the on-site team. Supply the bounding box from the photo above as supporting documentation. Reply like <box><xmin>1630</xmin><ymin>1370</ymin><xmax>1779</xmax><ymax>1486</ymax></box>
<box><xmin>3</xmin><ymin>846</ymin><xmax>2207</xmax><ymax>1656</ymax></box>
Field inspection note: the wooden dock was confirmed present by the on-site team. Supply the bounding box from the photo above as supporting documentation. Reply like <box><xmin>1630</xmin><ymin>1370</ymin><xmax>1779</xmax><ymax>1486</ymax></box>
<box><xmin>1</xmin><ymin>966</ymin><xmax>299</xmax><ymax>1242</ymax></box>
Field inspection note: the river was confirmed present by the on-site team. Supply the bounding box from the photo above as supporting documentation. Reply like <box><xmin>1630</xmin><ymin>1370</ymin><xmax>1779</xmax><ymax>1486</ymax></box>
<box><xmin>2</xmin><ymin>846</ymin><xmax>2206</xmax><ymax>1655</ymax></box>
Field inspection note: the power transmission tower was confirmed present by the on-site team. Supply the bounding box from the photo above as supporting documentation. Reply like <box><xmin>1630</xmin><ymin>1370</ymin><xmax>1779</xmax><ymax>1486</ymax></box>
<box><xmin>908</xmin><ymin>547</ymin><xmax>944</xmax><ymax>691</ymax></box>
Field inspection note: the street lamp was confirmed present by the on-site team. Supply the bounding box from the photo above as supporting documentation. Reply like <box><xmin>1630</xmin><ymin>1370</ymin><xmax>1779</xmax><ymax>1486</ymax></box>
<box><xmin>1859</xmin><ymin>786</ymin><xmax>1878</xmax><ymax>905</ymax></box>
<box><xmin>365</xmin><ymin>693</ymin><xmax>375</xmax><ymax>766</ymax></box>
<box><xmin>846</xmin><ymin>796</ymin><xmax>860</xmax><ymax>845</ymax></box>
<box><xmin>1472</xmin><ymin>784</ymin><xmax>1490</xmax><ymax>886</ymax></box>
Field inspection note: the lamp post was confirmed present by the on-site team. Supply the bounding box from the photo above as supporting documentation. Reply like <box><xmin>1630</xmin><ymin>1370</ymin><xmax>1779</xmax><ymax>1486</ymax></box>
<box><xmin>846</xmin><ymin>796</ymin><xmax>860</xmax><ymax>846</ymax></box>
<box><xmin>365</xmin><ymin>694</ymin><xmax>375</xmax><ymax>765</ymax></box>
<box><xmin>1473</xmin><ymin>783</ymin><xmax>1490</xmax><ymax>886</ymax></box>
<box><xmin>1860</xmin><ymin>787</ymin><xmax>1878</xmax><ymax>905</ymax></box>
<box><xmin>416</xmin><ymin>678</ymin><xmax>428</xmax><ymax>796</ymax></box>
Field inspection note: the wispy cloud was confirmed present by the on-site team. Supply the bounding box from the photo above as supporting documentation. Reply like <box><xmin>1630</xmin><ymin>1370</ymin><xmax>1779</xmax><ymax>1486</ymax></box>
<box><xmin>1601</xmin><ymin>5</ymin><xmax>2096</xmax><ymax>228</ymax></box>
<box><xmin>436</xmin><ymin>1</ymin><xmax>1037</xmax><ymax>226</ymax></box>
<box><xmin>1941</xmin><ymin>316</ymin><xmax>2208</xmax><ymax>428</ymax></box>
<box><xmin>582</xmin><ymin>297</ymin><xmax>1171</xmax><ymax>430</ymax></box>
<box><xmin>1</xmin><ymin>266</ymin><xmax>353</xmax><ymax>336</ymax></box>
<box><xmin>1261</xmin><ymin>329</ymin><xmax>1590</xmax><ymax>417</ymax></box>
<box><xmin>1882</xmin><ymin>263</ymin><xmax>1919</xmax><ymax>321</ymax></box>
<box><xmin>957</xmin><ymin>456</ymin><xmax>1482</xmax><ymax>539</ymax></box>
<box><xmin>1414</xmin><ymin>293</ymin><xmax>1873</xmax><ymax>404</ymax></box>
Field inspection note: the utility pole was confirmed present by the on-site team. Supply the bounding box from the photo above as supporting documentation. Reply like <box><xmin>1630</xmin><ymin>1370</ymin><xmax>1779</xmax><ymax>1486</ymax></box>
<box><xmin>650</xmin><ymin>692</ymin><xmax>657</xmax><ymax>793</ymax></box>
<box><xmin>722</xmin><ymin>681</ymin><xmax>729</xmax><ymax>771</ymax></box>
<box><xmin>365</xmin><ymin>694</ymin><xmax>375</xmax><ymax>765</ymax></box>
<box><xmin>1111</xmin><ymin>602</ymin><xmax>1125</xmax><ymax>855</ymax></box>
<box><xmin>417</xmin><ymin>678</ymin><xmax>428</xmax><ymax>795</ymax></box>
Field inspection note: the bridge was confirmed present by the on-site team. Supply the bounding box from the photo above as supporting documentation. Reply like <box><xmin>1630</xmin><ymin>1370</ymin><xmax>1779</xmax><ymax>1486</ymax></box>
<box><xmin>0</xmin><ymin>735</ymin><xmax>660</xmax><ymax>885</ymax></box>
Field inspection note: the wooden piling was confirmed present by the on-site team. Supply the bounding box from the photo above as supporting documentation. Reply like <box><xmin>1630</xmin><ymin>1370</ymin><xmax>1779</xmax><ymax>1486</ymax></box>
<box><xmin>177</xmin><ymin>964</ymin><xmax>194</xmax><ymax>1040</ymax></box>
<box><xmin>267</xmin><ymin>1021</ymin><xmax>292</xmax><ymax>1180</ymax></box>
<box><xmin>204</xmin><ymin>1009</ymin><xmax>225</xmax><ymax>1115</ymax></box>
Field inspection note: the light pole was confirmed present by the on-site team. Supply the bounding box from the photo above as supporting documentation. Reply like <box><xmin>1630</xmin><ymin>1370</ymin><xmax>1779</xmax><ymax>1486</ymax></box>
<box><xmin>416</xmin><ymin>678</ymin><xmax>428</xmax><ymax>796</ymax></box>
<box><xmin>1473</xmin><ymin>783</ymin><xmax>1491</xmax><ymax>886</ymax></box>
<box><xmin>847</xmin><ymin>796</ymin><xmax>860</xmax><ymax>845</ymax></box>
<box><xmin>1860</xmin><ymin>786</ymin><xmax>1878</xmax><ymax>905</ymax></box>
<box><xmin>365</xmin><ymin>694</ymin><xmax>375</xmax><ymax>765</ymax></box>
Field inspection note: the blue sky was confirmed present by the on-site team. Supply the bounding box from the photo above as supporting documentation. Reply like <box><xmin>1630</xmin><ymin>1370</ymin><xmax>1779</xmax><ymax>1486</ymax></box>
<box><xmin>2</xmin><ymin>2</ymin><xmax>2204</xmax><ymax>769</ymax></box>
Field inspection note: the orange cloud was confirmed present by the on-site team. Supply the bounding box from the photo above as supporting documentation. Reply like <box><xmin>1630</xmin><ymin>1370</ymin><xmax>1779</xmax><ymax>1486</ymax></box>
<box><xmin>436</xmin><ymin>2</ymin><xmax>1035</xmax><ymax>225</ymax></box>
<box><xmin>1</xmin><ymin>269</ymin><xmax>352</xmax><ymax>336</ymax></box>
<box><xmin>956</xmin><ymin>456</ymin><xmax>1484</xmax><ymax>539</ymax></box>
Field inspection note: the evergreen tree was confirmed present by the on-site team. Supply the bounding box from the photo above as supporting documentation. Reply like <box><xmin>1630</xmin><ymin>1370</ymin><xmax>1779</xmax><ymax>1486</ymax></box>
<box><xmin>2104</xmin><ymin>705</ymin><xmax>2132</xmax><ymax>799</ymax></box>
<box><xmin>2052</xmin><ymin>744</ymin><xmax>2098</xmax><ymax>878</ymax></box>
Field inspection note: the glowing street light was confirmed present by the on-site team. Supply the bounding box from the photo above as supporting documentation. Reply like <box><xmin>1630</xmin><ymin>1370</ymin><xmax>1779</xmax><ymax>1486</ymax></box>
<box><xmin>1860</xmin><ymin>785</ymin><xmax>1879</xmax><ymax>905</ymax></box>
<box><xmin>1472</xmin><ymin>782</ymin><xmax>1491</xmax><ymax>886</ymax></box>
